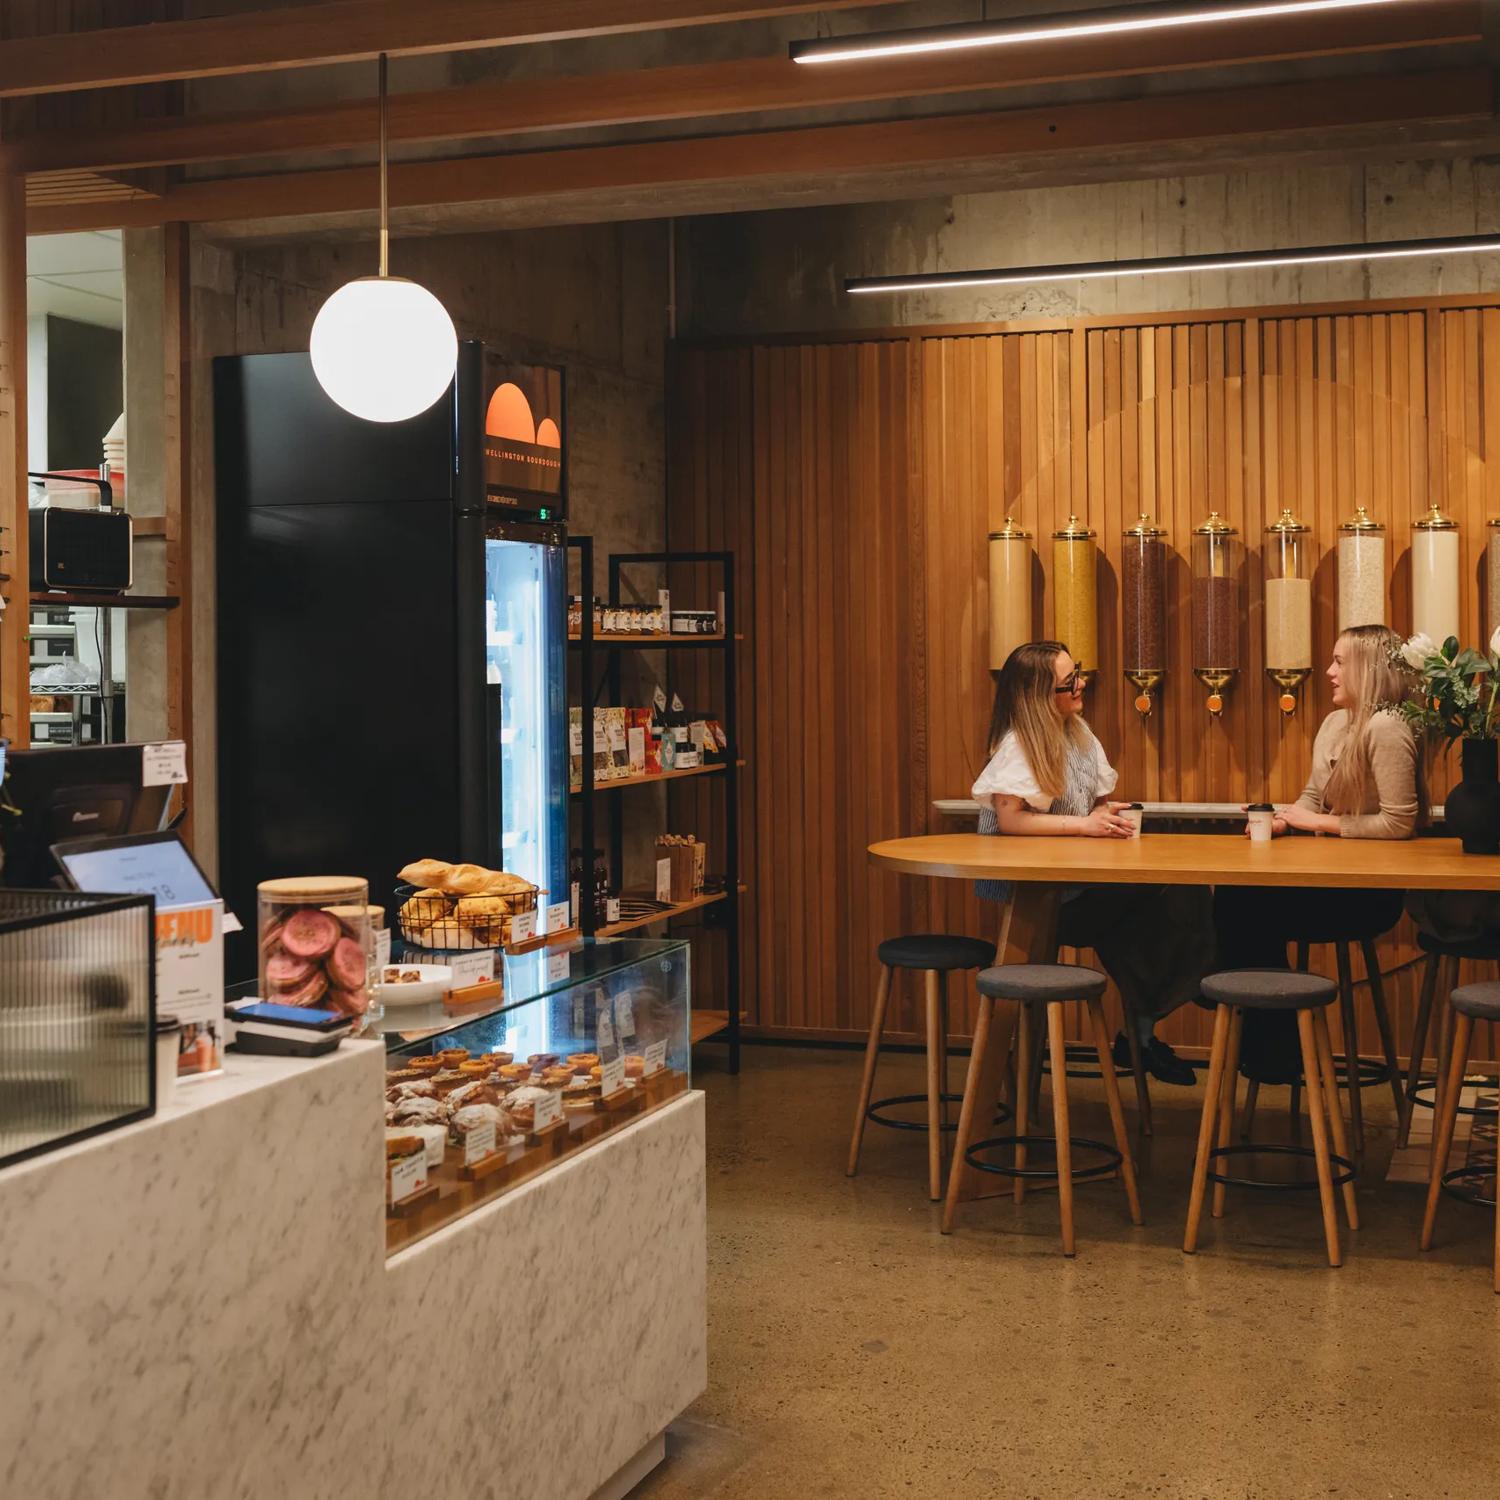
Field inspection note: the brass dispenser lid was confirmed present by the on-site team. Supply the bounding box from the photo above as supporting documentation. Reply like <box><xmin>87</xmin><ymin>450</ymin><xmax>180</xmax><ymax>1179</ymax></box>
<box><xmin>1265</xmin><ymin>506</ymin><xmax>1309</xmax><ymax>535</ymax></box>
<box><xmin>1052</xmin><ymin>513</ymin><xmax>1097</xmax><ymax>540</ymax></box>
<box><xmin>987</xmin><ymin>514</ymin><xmax>1033</xmax><ymax>540</ymax></box>
<box><xmin>1413</xmin><ymin>502</ymin><xmax>1458</xmax><ymax>532</ymax></box>
<box><xmin>1125</xmin><ymin>513</ymin><xmax>1166</xmax><ymax>537</ymax></box>
<box><xmin>1193</xmin><ymin>511</ymin><xmax>1237</xmax><ymax>536</ymax></box>
<box><xmin>1339</xmin><ymin>504</ymin><xmax>1383</xmax><ymax>534</ymax></box>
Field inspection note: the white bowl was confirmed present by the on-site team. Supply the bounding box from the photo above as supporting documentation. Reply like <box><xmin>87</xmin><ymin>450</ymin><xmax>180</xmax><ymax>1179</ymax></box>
<box><xmin>373</xmin><ymin>964</ymin><xmax>454</xmax><ymax>1006</ymax></box>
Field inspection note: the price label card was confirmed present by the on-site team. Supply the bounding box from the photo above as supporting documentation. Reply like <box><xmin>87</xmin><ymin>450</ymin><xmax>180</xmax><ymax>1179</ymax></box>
<box><xmin>532</xmin><ymin>1092</ymin><xmax>563</xmax><ymax>1131</ymax></box>
<box><xmin>597</xmin><ymin>1007</ymin><xmax>615</xmax><ymax>1052</ymax></box>
<box><xmin>600</xmin><ymin>1056</ymin><xmax>626</xmax><ymax>1098</ymax></box>
<box><xmin>615</xmin><ymin>991</ymin><xmax>635</xmax><ymax>1038</ymax></box>
<box><xmin>374</xmin><ymin>928</ymin><xmax>392</xmax><ymax>970</ymax></box>
<box><xmin>547</xmin><ymin>950</ymin><xmax>571</xmax><ymax>983</ymax></box>
<box><xmin>509</xmin><ymin>910</ymin><xmax>537</xmax><ymax>943</ymax></box>
<box><xmin>655</xmin><ymin>858</ymin><xmax>673</xmax><ymax>903</ymax></box>
<box><xmin>606</xmin><ymin>897</ymin><xmax>621</xmax><ymax>924</ymax></box>
<box><xmin>389</xmin><ymin>1153</ymin><xmax>427</xmax><ymax>1205</ymax></box>
<box><xmin>569</xmin><ymin>721</ymin><xmax>583</xmax><ymax>755</ymax></box>
<box><xmin>464</xmin><ymin>1119</ymin><xmax>497</xmax><ymax>1167</ymax></box>
<box><xmin>644</xmin><ymin>1040</ymin><xmax>667</xmax><ymax>1077</ymax></box>
<box><xmin>675</xmin><ymin>749</ymin><xmax>701</xmax><ymax>770</ymax></box>
<box><xmin>449</xmin><ymin>952</ymin><xmax>495</xmax><ymax>989</ymax></box>
<box><xmin>142</xmin><ymin>740</ymin><xmax>188</xmax><ymax>787</ymax></box>
<box><xmin>546</xmin><ymin>901</ymin><xmax>571</xmax><ymax>936</ymax></box>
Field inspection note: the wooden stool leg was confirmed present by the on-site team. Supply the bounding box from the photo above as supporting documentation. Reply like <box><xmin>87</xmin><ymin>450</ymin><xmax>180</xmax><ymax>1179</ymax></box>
<box><xmin>1047</xmin><ymin>1001</ymin><xmax>1076</xmax><ymax>1257</ymax></box>
<box><xmin>1400</xmin><ymin>954</ymin><xmax>1440</xmax><ymax>1147</ymax></box>
<box><xmin>924</xmin><ymin>970</ymin><xmax>944</xmax><ymax>1202</ymax></box>
<box><xmin>1421</xmin><ymin>1010</ymin><xmax>1474</xmax><ymax>1251</ymax></box>
<box><xmin>1184</xmin><ymin>1004</ymin><xmax>1231</xmax><ymax>1254</ymax></box>
<box><xmin>1296</xmin><ymin>1009</ymin><xmax>1342</xmax><ymax>1269</ymax></box>
<box><xmin>1120</xmin><ymin>998</ymin><xmax>1153</xmax><ymax>1137</ymax></box>
<box><xmin>1240</xmin><ymin>1078</ymin><xmax>1260</xmax><ymax>1141</ymax></box>
<box><xmin>1013</xmin><ymin>1002</ymin><xmax>1032</xmax><ymax>1205</ymax></box>
<box><xmin>1312</xmin><ymin>1007</ymin><xmax>1359</xmax><ymax>1231</ymax></box>
<box><xmin>1086</xmin><ymin>994</ymin><xmax>1142</xmax><ymax>1225</ymax></box>
<box><xmin>1212</xmin><ymin>1008</ymin><xmax>1244</xmax><ymax>1220</ymax></box>
<box><xmin>942</xmin><ymin>994</ymin><xmax>994</xmax><ymax>1235</ymax></box>
<box><xmin>847</xmin><ymin>965</ymin><xmax>893</xmax><ymax>1177</ymax></box>
<box><xmin>1430</xmin><ymin>961</ymin><xmax>1457</xmax><ymax>1173</ymax></box>
<box><xmin>1361</xmin><ymin>937</ymin><xmax>1403</xmax><ymax>1124</ymax></box>
<box><xmin>1336</xmin><ymin>942</ymin><xmax>1364</xmax><ymax>1153</ymax></box>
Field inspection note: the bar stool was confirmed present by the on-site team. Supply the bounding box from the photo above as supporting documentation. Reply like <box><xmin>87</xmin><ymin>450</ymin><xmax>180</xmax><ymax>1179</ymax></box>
<box><xmin>848</xmin><ymin>934</ymin><xmax>996</xmax><ymax>1200</ymax></box>
<box><xmin>1400</xmin><ymin>933</ymin><xmax>1500</xmax><ymax>1149</ymax></box>
<box><xmin>1186</xmin><ymin>970</ymin><xmax>1358</xmax><ymax>1268</ymax></box>
<box><xmin>954</xmin><ymin>962</ymin><xmax>1142</xmax><ymax>1257</ymax></box>
<box><xmin>1420</xmin><ymin>981</ymin><xmax>1500</xmax><ymax>1293</ymax></box>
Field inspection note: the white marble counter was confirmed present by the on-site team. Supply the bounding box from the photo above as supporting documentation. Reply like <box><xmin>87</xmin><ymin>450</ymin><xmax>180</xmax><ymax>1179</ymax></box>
<box><xmin>0</xmin><ymin>1042</ymin><xmax>706</xmax><ymax>1500</ymax></box>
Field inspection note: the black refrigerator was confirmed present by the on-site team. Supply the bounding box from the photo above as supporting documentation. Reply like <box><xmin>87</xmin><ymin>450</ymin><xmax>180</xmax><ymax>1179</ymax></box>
<box><xmin>214</xmin><ymin>342</ymin><xmax>569</xmax><ymax>976</ymax></box>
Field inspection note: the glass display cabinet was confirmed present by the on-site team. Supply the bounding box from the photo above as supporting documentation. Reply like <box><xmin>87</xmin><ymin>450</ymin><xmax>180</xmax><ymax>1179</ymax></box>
<box><xmin>378</xmin><ymin>937</ymin><xmax>690</xmax><ymax>1255</ymax></box>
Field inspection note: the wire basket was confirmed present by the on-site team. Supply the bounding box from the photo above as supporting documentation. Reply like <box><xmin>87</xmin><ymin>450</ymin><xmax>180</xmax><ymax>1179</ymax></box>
<box><xmin>0</xmin><ymin>889</ymin><xmax>156</xmax><ymax>1169</ymax></box>
<box><xmin>394</xmin><ymin>881</ymin><xmax>539</xmax><ymax>951</ymax></box>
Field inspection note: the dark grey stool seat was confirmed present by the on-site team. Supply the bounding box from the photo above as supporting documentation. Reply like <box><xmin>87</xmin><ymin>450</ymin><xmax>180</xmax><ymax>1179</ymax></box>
<box><xmin>1187</xmin><ymin>968</ymin><xmax>1356</xmax><ymax>1268</ymax></box>
<box><xmin>1419</xmin><ymin>932</ymin><xmax>1500</xmax><ymax>961</ymax></box>
<box><xmin>960</xmin><ymin>962</ymin><xmax>1141</xmax><ymax>1256</ymax></box>
<box><xmin>1403</xmin><ymin>941</ymin><xmax>1500</xmax><ymax>1149</ymax></box>
<box><xmin>1202</xmin><ymin>970</ymin><xmax>1337</xmax><ymax>1010</ymax></box>
<box><xmin>1451</xmin><ymin>983</ymin><xmax>1500</xmax><ymax>1021</ymax></box>
<box><xmin>851</xmin><ymin>933</ymin><xmax>997</xmax><ymax>1202</ymax></box>
<box><xmin>977</xmin><ymin>963</ymin><xmax>1108</xmax><ymax>1004</ymax></box>
<box><xmin>878</xmin><ymin>934</ymin><xmax>995</xmax><ymax>972</ymax></box>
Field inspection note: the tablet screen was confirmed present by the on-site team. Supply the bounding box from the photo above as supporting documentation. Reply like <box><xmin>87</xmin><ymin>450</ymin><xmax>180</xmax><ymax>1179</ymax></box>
<box><xmin>59</xmin><ymin>836</ymin><xmax>217</xmax><ymax>909</ymax></box>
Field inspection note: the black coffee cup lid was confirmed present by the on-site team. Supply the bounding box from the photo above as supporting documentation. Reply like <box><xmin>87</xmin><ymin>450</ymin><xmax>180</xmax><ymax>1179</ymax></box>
<box><xmin>1248</xmin><ymin>803</ymin><xmax>1274</xmax><ymax>812</ymax></box>
<box><xmin>1126</xmin><ymin>802</ymin><xmax>1144</xmax><ymax>810</ymax></box>
<box><xmin>155</xmin><ymin>1014</ymin><xmax>183</xmax><ymax>1033</ymax></box>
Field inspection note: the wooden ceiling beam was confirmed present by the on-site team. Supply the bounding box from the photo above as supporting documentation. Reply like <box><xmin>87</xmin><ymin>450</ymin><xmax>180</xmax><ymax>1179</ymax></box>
<box><xmin>25</xmin><ymin>68</ymin><xmax>1491</xmax><ymax>236</ymax></box>
<box><xmin>0</xmin><ymin>0</ymin><xmax>910</xmax><ymax>98</ymax></box>
<box><xmin>9</xmin><ymin>0</ymin><xmax>1481</xmax><ymax>175</ymax></box>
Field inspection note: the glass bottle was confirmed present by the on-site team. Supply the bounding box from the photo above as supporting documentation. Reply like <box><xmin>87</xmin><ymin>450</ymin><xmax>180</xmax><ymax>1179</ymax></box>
<box><xmin>1191</xmin><ymin>513</ymin><xmax>1241</xmax><ymax>716</ymax></box>
<box><xmin>1121</xmin><ymin>515</ymin><xmax>1167</xmax><ymax>716</ymax></box>
<box><xmin>987</xmin><ymin>515</ymin><xmax>1033</xmax><ymax>670</ymax></box>
<box><xmin>592</xmin><ymin>849</ymin><xmax>610</xmax><ymax>928</ymax></box>
<box><xmin>1051</xmin><ymin>515</ymin><xmax>1098</xmax><ymax>674</ymax></box>
<box><xmin>1264</xmin><ymin>508</ymin><xmax>1312</xmax><ymax>715</ymax></box>
<box><xmin>1337</xmin><ymin>506</ymin><xmax>1386</xmax><ymax>632</ymax></box>
<box><xmin>1411</xmin><ymin>503</ymin><xmax>1460</xmax><ymax>647</ymax></box>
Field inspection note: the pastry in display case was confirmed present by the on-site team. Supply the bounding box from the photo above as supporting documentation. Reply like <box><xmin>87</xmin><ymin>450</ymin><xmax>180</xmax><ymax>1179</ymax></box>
<box><xmin>378</xmin><ymin>936</ymin><xmax>692</xmax><ymax>1254</ymax></box>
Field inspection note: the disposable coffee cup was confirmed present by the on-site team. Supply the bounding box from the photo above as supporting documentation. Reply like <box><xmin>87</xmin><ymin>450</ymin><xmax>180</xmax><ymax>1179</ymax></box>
<box><xmin>1120</xmin><ymin>803</ymin><xmax>1144</xmax><ymax>838</ymax></box>
<box><xmin>1247</xmin><ymin>803</ymin><xmax>1275</xmax><ymax>844</ymax></box>
<box><xmin>154</xmin><ymin>1013</ymin><xmax>182</xmax><ymax>1109</ymax></box>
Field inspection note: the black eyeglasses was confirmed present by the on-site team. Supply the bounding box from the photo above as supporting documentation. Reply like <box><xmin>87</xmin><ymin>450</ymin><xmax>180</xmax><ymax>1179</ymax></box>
<box><xmin>1054</xmin><ymin>670</ymin><xmax>1087</xmax><ymax>694</ymax></box>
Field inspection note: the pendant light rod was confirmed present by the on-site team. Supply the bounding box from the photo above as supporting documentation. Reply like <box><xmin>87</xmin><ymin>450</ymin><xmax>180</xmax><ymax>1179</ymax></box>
<box><xmin>845</xmin><ymin>232</ymin><xmax>1500</xmax><ymax>296</ymax></box>
<box><xmin>792</xmin><ymin>0</ymin><xmax>1438</xmax><ymax>64</ymax></box>
<box><xmin>378</xmin><ymin>50</ymin><xmax>389</xmax><ymax>277</ymax></box>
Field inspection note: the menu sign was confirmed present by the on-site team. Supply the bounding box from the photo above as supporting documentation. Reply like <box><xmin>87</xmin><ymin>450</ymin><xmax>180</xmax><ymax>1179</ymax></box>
<box><xmin>483</xmin><ymin>357</ymin><xmax>566</xmax><ymax>517</ymax></box>
<box><xmin>600</xmin><ymin>1056</ymin><xmax>626</xmax><ymax>1099</ymax></box>
<box><xmin>532</xmin><ymin>1092</ymin><xmax>563</xmax><ymax>1131</ymax></box>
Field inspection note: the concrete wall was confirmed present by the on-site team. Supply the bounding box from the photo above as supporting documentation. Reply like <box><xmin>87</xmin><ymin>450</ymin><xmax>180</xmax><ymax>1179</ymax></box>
<box><xmin>679</xmin><ymin>156</ymin><xmax>1500</xmax><ymax>338</ymax></box>
<box><xmin>189</xmin><ymin>221</ymin><xmax>671</xmax><ymax>879</ymax></box>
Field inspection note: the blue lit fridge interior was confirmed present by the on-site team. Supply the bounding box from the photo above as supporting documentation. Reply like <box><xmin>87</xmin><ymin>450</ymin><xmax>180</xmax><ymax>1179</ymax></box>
<box><xmin>483</xmin><ymin>536</ymin><xmax>568</xmax><ymax>908</ymax></box>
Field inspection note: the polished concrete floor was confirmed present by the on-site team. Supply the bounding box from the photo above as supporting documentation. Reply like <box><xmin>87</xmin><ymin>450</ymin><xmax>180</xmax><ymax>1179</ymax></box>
<box><xmin>637</xmin><ymin>1043</ymin><xmax>1499</xmax><ymax>1499</ymax></box>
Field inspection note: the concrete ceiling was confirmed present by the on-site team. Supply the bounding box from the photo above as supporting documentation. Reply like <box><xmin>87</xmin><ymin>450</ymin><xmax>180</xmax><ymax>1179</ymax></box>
<box><xmin>26</xmin><ymin>230</ymin><xmax>123</xmax><ymax>328</ymax></box>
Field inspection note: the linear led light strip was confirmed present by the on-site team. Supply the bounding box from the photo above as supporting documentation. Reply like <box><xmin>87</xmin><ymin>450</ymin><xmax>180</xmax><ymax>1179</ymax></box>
<box><xmin>792</xmin><ymin>0</ymin><xmax>1439</xmax><ymax>64</ymax></box>
<box><xmin>845</xmin><ymin>234</ymin><xmax>1500</xmax><ymax>295</ymax></box>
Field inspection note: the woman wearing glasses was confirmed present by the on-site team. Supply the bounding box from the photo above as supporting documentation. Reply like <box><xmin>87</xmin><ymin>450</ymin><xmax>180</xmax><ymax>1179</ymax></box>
<box><xmin>972</xmin><ymin>641</ymin><xmax>1212</xmax><ymax>1086</ymax></box>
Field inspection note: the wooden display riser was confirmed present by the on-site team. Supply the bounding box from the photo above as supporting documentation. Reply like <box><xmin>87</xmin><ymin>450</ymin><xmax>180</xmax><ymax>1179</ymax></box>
<box><xmin>385</xmin><ymin>1069</ymin><xmax>688</xmax><ymax>1256</ymax></box>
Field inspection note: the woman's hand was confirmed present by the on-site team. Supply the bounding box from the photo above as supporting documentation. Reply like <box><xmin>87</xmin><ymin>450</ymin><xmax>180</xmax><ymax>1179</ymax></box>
<box><xmin>1080</xmin><ymin>803</ymin><xmax>1134</xmax><ymax>838</ymax></box>
<box><xmin>1278</xmin><ymin>803</ymin><xmax>1323</xmax><ymax>834</ymax></box>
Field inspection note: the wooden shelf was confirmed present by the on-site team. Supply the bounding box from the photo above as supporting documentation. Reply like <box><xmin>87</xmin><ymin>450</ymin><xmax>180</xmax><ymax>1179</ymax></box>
<box><xmin>571</xmin><ymin>762</ymin><xmax>727</xmax><ymax>796</ymax></box>
<box><xmin>595</xmin><ymin>889</ymin><xmax>729</xmax><ymax>938</ymax></box>
<box><xmin>691</xmin><ymin>1010</ymin><xmax>730</xmax><ymax>1045</ymax></box>
<box><xmin>30</xmin><ymin>591</ymin><xmax>180</xmax><ymax>610</ymax></box>
<box><xmin>568</xmin><ymin>632</ymin><xmax>736</xmax><ymax>647</ymax></box>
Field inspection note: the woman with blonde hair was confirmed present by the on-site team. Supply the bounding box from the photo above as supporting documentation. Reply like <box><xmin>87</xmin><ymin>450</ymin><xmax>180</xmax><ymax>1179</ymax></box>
<box><xmin>1218</xmin><ymin>622</ymin><xmax>1424</xmax><ymax>1078</ymax></box>
<box><xmin>973</xmin><ymin>641</ymin><xmax>1213</xmax><ymax>1086</ymax></box>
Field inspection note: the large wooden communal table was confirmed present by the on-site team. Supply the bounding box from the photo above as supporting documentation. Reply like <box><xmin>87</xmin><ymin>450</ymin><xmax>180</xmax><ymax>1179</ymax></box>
<box><xmin>868</xmin><ymin>832</ymin><xmax>1500</xmax><ymax>1232</ymax></box>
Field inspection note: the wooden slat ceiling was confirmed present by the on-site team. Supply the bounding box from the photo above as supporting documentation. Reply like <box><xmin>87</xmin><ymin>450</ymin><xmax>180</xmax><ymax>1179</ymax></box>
<box><xmin>1</xmin><ymin>0</ymin><xmax>1493</xmax><ymax>233</ymax></box>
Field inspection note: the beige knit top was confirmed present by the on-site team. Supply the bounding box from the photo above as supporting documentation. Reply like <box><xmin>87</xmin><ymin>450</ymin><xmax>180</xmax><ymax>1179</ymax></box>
<box><xmin>1296</xmin><ymin>708</ymin><xmax>1422</xmax><ymax>840</ymax></box>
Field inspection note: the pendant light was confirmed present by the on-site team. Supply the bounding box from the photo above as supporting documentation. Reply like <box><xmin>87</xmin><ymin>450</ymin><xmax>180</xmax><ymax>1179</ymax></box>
<box><xmin>310</xmin><ymin>54</ymin><xmax>458</xmax><ymax>424</ymax></box>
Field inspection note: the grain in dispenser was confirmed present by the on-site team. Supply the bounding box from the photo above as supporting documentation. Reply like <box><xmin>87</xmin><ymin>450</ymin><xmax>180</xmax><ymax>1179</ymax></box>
<box><xmin>1411</xmin><ymin>503</ymin><xmax>1459</xmax><ymax>648</ymax></box>
<box><xmin>1337</xmin><ymin>506</ymin><xmax>1385</xmax><ymax>631</ymax></box>
<box><xmin>1264</xmin><ymin>507</ymin><xmax>1312</xmax><ymax>716</ymax></box>
<box><xmin>1122</xmin><ymin>515</ymin><xmax>1167</xmax><ymax>717</ymax></box>
<box><xmin>1191</xmin><ymin>512</ymin><xmax>1241</xmax><ymax>717</ymax></box>
<box><xmin>1051</xmin><ymin>514</ymin><xmax>1098</xmax><ymax>676</ymax></box>
<box><xmin>987</xmin><ymin>516</ymin><xmax>1034</xmax><ymax>670</ymax></box>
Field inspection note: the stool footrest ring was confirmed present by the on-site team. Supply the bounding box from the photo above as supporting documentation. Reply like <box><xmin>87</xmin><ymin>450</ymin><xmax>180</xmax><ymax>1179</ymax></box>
<box><xmin>1406</xmin><ymin>1078</ymin><xmax>1498</xmax><ymax>1119</ymax></box>
<box><xmin>1333</xmin><ymin>1053</ymin><xmax>1401</xmax><ymax>1092</ymax></box>
<box><xmin>1206</xmin><ymin>1141</ymin><xmax>1356</xmax><ymax>1191</ymax></box>
<box><xmin>868</xmin><ymin>1093</ymin><xmax>991</xmax><ymax>1135</ymax></box>
<box><xmin>1439</xmin><ymin>1160</ymin><xmax>1498</xmax><ymax>1209</ymax></box>
<box><xmin>963</xmin><ymin>1133</ymin><xmax>1121</xmax><ymax>1183</ymax></box>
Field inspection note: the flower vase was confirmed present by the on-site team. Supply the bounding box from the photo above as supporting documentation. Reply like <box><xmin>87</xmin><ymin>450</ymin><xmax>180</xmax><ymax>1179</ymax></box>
<box><xmin>1445</xmin><ymin>738</ymin><xmax>1500</xmax><ymax>855</ymax></box>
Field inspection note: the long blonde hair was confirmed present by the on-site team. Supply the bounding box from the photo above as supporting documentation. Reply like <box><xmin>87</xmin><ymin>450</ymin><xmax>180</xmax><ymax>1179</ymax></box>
<box><xmin>1323</xmin><ymin>624</ymin><xmax>1421</xmax><ymax>814</ymax></box>
<box><xmin>987</xmin><ymin>641</ymin><xmax>1089</xmax><ymax>801</ymax></box>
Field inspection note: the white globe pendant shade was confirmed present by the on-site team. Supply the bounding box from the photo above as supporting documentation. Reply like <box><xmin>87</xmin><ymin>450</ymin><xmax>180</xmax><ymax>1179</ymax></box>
<box><xmin>310</xmin><ymin>275</ymin><xmax>458</xmax><ymax>423</ymax></box>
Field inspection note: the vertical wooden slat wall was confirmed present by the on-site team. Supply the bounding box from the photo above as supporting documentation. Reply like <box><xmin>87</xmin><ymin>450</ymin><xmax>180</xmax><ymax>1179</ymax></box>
<box><xmin>670</xmin><ymin>296</ymin><xmax>1500</xmax><ymax>1048</ymax></box>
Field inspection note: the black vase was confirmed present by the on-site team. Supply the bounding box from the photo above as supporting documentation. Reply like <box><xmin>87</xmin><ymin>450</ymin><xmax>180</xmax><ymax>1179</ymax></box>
<box><xmin>1446</xmin><ymin>738</ymin><xmax>1500</xmax><ymax>855</ymax></box>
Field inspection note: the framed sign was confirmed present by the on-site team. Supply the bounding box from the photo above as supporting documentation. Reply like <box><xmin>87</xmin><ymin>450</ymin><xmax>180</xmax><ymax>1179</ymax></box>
<box><xmin>483</xmin><ymin>356</ymin><xmax>566</xmax><ymax>520</ymax></box>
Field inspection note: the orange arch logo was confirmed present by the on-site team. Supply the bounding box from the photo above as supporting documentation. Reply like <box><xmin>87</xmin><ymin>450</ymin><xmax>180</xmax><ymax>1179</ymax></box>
<box><xmin>486</xmin><ymin>383</ymin><xmax>561</xmax><ymax>448</ymax></box>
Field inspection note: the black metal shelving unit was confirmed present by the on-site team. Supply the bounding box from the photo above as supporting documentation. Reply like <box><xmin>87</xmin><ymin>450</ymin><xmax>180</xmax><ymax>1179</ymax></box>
<box><xmin>566</xmin><ymin>542</ymin><xmax>741</xmax><ymax>1073</ymax></box>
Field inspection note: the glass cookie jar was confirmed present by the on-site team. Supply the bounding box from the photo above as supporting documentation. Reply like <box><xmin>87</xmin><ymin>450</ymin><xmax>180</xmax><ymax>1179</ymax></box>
<box><xmin>258</xmin><ymin>876</ymin><xmax>373</xmax><ymax>1019</ymax></box>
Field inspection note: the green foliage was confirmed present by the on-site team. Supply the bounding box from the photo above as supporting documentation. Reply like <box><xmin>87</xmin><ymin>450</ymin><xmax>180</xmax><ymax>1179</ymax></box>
<box><xmin>1390</xmin><ymin>633</ymin><xmax>1500</xmax><ymax>744</ymax></box>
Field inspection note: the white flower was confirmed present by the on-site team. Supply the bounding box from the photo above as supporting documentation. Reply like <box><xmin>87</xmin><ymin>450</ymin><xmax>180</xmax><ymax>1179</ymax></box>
<box><xmin>1400</xmin><ymin>633</ymin><xmax>1436</xmax><ymax>670</ymax></box>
